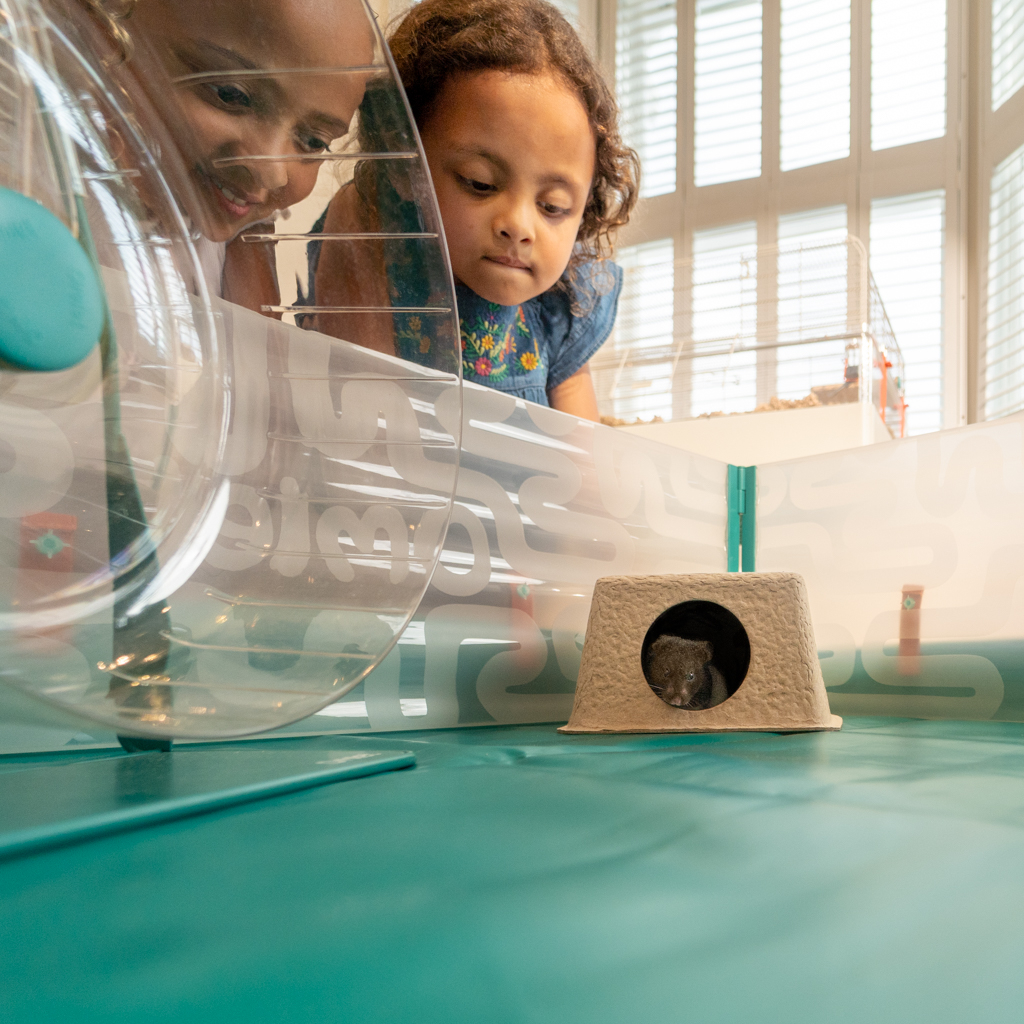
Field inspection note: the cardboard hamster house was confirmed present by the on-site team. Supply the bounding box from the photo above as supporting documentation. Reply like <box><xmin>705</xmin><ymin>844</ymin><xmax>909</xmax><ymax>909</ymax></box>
<box><xmin>560</xmin><ymin>572</ymin><xmax>841</xmax><ymax>735</ymax></box>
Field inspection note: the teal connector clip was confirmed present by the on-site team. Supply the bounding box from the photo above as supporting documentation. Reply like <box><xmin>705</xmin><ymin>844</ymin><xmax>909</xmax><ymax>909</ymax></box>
<box><xmin>727</xmin><ymin>464</ymin><xmax>757</xmax><ymax>572</ymax></box>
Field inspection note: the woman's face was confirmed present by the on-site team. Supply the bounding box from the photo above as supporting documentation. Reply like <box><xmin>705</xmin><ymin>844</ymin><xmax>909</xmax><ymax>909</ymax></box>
<box><xmin>132</xmin><ymin>0</ymin><xmax>373</xmax><ymax>241</ymax></box>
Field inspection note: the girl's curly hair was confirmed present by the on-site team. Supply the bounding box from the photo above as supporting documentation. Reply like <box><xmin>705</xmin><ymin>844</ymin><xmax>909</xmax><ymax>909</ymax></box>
<box><xmin>387</xmin><ymin>0</ymin><xmax>640</xmax><ymax>272</ymax></box>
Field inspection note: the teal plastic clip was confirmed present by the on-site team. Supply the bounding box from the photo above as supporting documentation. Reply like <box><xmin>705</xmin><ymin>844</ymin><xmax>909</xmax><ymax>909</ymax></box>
<box><xmin>727</xmin><ymin>464</ymin><xmax>757</xmax><ymax>572</ymax></box>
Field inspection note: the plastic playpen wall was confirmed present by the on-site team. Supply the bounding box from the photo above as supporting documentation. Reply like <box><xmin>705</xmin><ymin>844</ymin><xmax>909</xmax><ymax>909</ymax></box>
<box><xmin>322</xmin><ymin>406</ymin><xmax>1024</xmax><ymax>733</ymax></box>
<box><xmin>6</xmin><ymin>292</ymin><xmax>1024</xmax><ymax>745</ymax></box>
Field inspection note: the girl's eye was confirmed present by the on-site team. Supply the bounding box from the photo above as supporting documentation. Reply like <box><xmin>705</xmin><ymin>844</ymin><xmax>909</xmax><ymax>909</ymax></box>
<box><xmin>210</xmin><ymin>83</ymin><xmax>252</xmax><ymax>109</ymax></box>
<box><xmin>541</xmin><ymin>202</ymin><xmax>571</xmax><ymax>217</ymax></box>
<box><xmin>460</xmin><ymin>175</ymin><xmax>497</xmax><ymax>195</ymax></box>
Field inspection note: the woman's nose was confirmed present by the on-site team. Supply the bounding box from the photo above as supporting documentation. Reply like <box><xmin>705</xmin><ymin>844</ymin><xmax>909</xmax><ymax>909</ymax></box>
<box><xmin>251</xmin><ymin>157</ymin><xmax>289</xmax><ymax>193</ymax></box>
<box><xmin>240</xmin><ymin>123</ymin><xmax>293</xmax><ymax>192</ymax></box>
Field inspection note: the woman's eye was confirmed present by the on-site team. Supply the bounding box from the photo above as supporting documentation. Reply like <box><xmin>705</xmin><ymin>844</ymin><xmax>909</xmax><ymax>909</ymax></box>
<box><xmin>299</xmin><ymin>134</ymin><xmax>331</xmax><ymax>154</ymax></box>
<box><xmin>210</xmin><ymin>84</ymin><xmax>252</xmax><ymax>109</ymax></box>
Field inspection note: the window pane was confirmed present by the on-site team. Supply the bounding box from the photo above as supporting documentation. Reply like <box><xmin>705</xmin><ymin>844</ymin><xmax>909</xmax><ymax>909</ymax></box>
<box><xmin>690</xmin><ymin>222</ymin><xmax>759</xmax><ymax>414</ymax></box>
<box><xmin>870</xmin><ymin>192</ymin><xmax>945</xmax><ymax>434</ymax></box>
<box><xmin>695</xmin><ymin>0</ymin><xmax>763</xmax><ymax>186</ymax></box>
<box><xmin>871</xmin><ymin>0</ymin><xmax>946</xmax><ymax>151</ymax></box>
<box><xmin>596</xmin><ymin>239</ymin><xmax>675</xmax><ymax>422</ymax></box>
<box><xmin>993</xmin><ymin>0</ymin><xmax>1024</xmax><ymax>110</ymax></box>
<box><xmin>776</xmin><ymin>206</ymin><xmax>849</xmax><ymax>399</ymax></box>
<box><xmin>549</xmin><ymin>0</ymin><xmax>580</xmax><ymax>26</ymax></box>
<box><xmin>985</xmin><ymin>142</ymin><xmax>1024</xmax><ymax>419</ymax></box>
<box><xmin>780</xmin><ymin>0</ymin><xmax>850</xmax><ymax>171</ymax></box>
<box><xmin>617</xmin><ymin>0</ymin><xmax>677</xmax><ymax>197</ymax></box>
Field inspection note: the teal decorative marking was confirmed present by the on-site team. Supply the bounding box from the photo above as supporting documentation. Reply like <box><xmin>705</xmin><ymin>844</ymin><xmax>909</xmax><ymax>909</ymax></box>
<box><xmin>30</xmin><ymin>530</ymin><xmax>65</xmax><ymax>559</ymax></box>
<box><xmin>727</xmin><ymin>465</ymin><xmax>757</xmax><ymax>573</ymax></box>
<box><xmin>516</xmin><ymin>584</ymin><xmax>531</xmax><ymax>599</ymax></box>
<box><xmin>903</xmin><ymin>595</ymin><xmax>917</xmax><ymax>610</ymax></box>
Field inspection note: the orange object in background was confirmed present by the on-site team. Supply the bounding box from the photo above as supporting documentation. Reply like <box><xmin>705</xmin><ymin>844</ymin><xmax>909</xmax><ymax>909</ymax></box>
<box><xmin>19</xmin><ymin>512</ymin><xmax>77</xmax><ymax>573</ymax></box>
<box><xmin>898</xmin><ymin>584</ymin><xmax>924</xmax><ymax>676</ymax></box>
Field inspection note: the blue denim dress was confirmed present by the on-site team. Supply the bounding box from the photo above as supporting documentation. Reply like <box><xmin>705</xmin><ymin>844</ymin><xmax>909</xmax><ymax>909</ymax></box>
<box><xmin>393</xmin><ymin>267</ymin><xmax>622</xmax><ymax>406</ymax></box>
<box><xmin>304</xmin><ymin>204</ymin><xmax>622</xmax><ymax>406</ymax></box>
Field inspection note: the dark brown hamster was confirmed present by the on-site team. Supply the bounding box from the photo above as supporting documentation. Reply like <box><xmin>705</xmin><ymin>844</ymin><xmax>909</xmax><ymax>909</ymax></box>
<box><xmin>646</xmin><ymin>636</ymin><xmax>729</xmax><ymax>710</ymax></box>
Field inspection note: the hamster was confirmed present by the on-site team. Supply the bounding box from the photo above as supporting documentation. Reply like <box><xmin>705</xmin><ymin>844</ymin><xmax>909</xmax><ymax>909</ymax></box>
<box><xmin>646</xmin><ymin>635</ymin><xmax>729</xmax><ymax>710</ymax></box>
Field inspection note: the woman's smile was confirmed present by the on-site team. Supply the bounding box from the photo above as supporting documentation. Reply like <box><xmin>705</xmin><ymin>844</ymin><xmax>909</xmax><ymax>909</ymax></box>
<box><xmin>200</xmin><ymin>168</ymin><xmax>263</xmax><ymax>220</ymax></box>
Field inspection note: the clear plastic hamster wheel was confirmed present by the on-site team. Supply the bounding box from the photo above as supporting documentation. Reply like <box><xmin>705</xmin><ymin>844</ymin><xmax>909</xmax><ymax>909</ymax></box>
<box><xmin>0</xmin><ymin>0</ymin><xmax>462</xmax><ymax>739</ymax></box>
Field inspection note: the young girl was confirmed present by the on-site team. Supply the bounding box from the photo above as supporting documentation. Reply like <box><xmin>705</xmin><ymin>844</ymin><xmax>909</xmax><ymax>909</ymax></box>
<box><xmin>313</xmin><ymin>0</ymin><xmax>639</xmax><ymax>420</ymax></box>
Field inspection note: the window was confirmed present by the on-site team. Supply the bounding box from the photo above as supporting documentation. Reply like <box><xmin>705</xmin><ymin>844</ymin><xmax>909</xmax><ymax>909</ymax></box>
<box><xmin>617</xmin><ymin>0</ymin><xmax>677</xmax><ymax>197</ymax></box>
<box><xmin>776</xmin><ymin>206</ymin><xmax>849</xmax><ymax>400</ymax></box>
<box><xmin>601</xmin><ymin>238</ymin><xmax>675</xmax><ymax>421</ymax></box>
<box><xmin>601</xmin><ymin>0</ymin><xmax>964</xmax><ymax>434</ymax></box>
<box><xmin>871</xmin><ymin>0</ymin><xmax>947</xmax><ymax>151</ymax></box>
<box><xmin>550</xmin><ymin>0</ymin><xmax>581</xmax><ymax>24</ymax></box>
<box><xmin>694</xmin><ymin>0</ymin><xmax>762</xmax><ymax>186</ymax></box>
<box><xmin>780</xmin><ymin>0</ymin><xmax>851</xmax><ymax>171</ymax></box>
<box><xmin>690</xmin><ymin>223</ymin><xmax>759</xmax><ymax>414</ymax></box>
<box><xmin>980</xmin><ymin>2</ymin><xmax>1024</xmax><ymax>423</ymax></box>
<box><xmin>992</xmin><ymin>0</ymin><xmax>1024</xmax><ymax>110</ymax></box>
<box><xmin>985</xmin><ymin>143</ymin><xmax>1024</xmax><ymax>419</ymax></box>
<box><xmin>870</xmin><ymin>192</ymin><xmax>945</xmax><ymax>435</ymax></box>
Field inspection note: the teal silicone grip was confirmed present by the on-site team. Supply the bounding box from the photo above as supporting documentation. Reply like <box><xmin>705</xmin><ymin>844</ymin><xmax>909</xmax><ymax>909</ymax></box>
<box><xmin>0</xmin><ymin>186</ymin><xmax>105</xmax><ymax>371</ymax></box>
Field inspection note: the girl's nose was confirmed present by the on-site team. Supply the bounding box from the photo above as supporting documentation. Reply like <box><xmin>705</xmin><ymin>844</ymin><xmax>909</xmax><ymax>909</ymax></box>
<box><xmin>493</xmin><ymin>194</ymin><xmax>534</xmax><ymax>246</ymax></box>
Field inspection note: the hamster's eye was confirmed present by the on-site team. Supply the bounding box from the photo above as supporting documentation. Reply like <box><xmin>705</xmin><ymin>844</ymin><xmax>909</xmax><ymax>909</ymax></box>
<box><xmin>686</xmin><ymin>671</ymin><xmax>695</xmax><ymax>681</ymax></box>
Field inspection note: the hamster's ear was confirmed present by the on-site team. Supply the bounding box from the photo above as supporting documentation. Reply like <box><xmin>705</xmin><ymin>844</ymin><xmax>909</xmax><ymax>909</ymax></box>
<box><xmin>699</xmin><ymin>640</ymin><xmax>714</xmax><ymax>660</ymax></box>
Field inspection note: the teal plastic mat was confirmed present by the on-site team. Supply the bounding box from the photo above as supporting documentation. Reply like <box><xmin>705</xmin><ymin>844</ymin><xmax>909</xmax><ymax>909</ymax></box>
<box><xmin>2</xmin><ymin>718</ymin><xmax>1024</xmax><ymax>1022</ymax></box>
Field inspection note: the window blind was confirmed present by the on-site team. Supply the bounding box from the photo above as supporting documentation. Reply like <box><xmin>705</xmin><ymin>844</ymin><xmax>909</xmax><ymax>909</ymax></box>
<box><xmin>870</xmin><ymin>191</ymin><xmax>945</xmax><ymax>434</ymax></box>
<box><xmin>776</xmin><ymin>206</ymin><xmax>849</xmax><ymax>399</ymax></box>
<box><xmin>602</xmin><ymin>238</ymin><xmax>675</xmax><ymax>421</ymax></box>
<box><xmin>690</xmin><ymin>222</ymin><xmax>759</xmax><ymax>414</ymax></box>
<box><xmin>993</xmin><ymin>0</ymin><xmax>1024</xmax><ymax>111</ymax></box>
<box><xmin>985</xmin><ymin>142</ymin><xmax>1024</xmax><ymax>420</ymax></box>
<box><xmin>694</xmin><ymin>0</ymin><xmax>763</xmax><ymax>187</ymax></box>
<box><xmin>780</xmin><ymin>0</ymin><xmax>850</xmax><ymax>171</ymax></box>
<box><xmin>871</xmin><ymin>0</ymin><xmax>947</xmax><ymax>151</ymax></box>
<box><xmin>617</xmin><ymin>0</ymin><xmax>677</xmax><ymax>198</ymax></box>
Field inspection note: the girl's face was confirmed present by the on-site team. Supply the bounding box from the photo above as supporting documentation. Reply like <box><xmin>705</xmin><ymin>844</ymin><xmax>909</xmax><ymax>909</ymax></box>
<box><xmin>419</xmin><ymin>70</ymin><xmax>595</xmax><ymax>307</ymax></box>
<box><xmin>133</xmin><ymin>0</ymin><xmax>373</xmax><ymax>242</ymax></box>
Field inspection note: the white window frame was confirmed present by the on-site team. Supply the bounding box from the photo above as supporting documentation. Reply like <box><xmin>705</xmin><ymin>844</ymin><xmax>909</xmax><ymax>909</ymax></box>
<box><xmin>970</xmin><ymin>0</ymin><xmax>1024</xmax><ymax>423</ymax></box>
<box><xmin>598</xmin><ymin>0</ymin><xmax>969</xmax><ymax>429</ymax></box>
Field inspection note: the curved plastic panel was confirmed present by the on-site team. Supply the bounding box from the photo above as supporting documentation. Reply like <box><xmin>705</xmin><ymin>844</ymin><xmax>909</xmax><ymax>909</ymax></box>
<box><xmin>0</xmin><ymin>0</ymin><xmax>461</xmax><ymax>739</ymax></box>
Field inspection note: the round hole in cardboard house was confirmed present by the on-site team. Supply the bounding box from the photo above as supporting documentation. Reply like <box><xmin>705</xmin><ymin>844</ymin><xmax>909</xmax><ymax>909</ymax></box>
<box><xmin>641</xmin><ymin>601</ymin><xmax>750</xmax><ymax>710</ymax></box>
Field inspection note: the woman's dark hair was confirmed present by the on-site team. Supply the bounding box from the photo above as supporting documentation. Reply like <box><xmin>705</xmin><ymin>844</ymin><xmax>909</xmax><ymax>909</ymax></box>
<box><xmin>386</xmin><ymin>0</ymin><xmax>640</xmax><ymax>274</ymax></box>
<box><xmin>77</xmin><ymin>0</ymin><xmax>137</xmax><ymax>62</ymax></box>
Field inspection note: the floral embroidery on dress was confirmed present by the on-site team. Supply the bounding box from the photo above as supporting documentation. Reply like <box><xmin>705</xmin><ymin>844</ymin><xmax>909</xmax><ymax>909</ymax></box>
<box><xmin>395</xmin><ymin>313</ymin><xmax>432</xmax><ymax>358</ymax></box>
<box><xmin>461</xmin><ymin>303</ymin><xmax>543</xmax><ymax>384</ymax></box>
